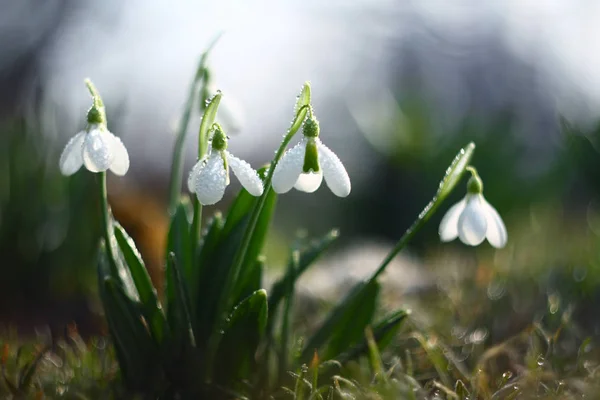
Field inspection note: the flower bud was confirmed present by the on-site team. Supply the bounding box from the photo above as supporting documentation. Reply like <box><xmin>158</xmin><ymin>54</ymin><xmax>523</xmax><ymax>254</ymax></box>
<box><xmin>303</xmin><ymin>116</ymin><xmax>320</xmax><ymax>138</ymax></box>
<box><xmin>466</xmin><ymin>169</ymin><xmax>483</xmax><ymax>194</ymax></box>
<box><xmin>211</xmin><ymin>126</ymin><xmax>228</xmax><ymax>151</ymax></box>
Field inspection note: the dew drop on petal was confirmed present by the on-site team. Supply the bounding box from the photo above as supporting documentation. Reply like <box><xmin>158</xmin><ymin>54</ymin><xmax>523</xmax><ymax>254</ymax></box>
<box><xmin>82</xmin><ymin>129</ymin><xmax>115</xmax><ymax>172</ymax></box>
<box><xmin>272</xmin><ymin>139</ymin><xmax>305</xmax><ymax>194</ymax></box>
<box><xmin>227</xmin><ymin>152</ymin><xmax>264</xmax><ymax>196</ymax></box>
<box><xmin>194</xmin><ymin>153</ymin><xmax>228</xmax><ymax>205</ymax></box>
<box><xmin>318</xmin><ymin>140</ymin><xmax>351</xmax><ymax>197</ymax></box>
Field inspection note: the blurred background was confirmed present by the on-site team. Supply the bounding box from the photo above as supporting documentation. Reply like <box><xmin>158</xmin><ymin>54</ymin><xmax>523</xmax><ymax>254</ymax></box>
<box><xmin>2</xmin><ymin>0</ymin><xmax>600</xmax><ymax>347</ymax></box>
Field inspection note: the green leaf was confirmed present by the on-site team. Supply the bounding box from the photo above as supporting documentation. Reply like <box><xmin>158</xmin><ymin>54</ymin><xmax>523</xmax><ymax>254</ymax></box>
<box><xmin>192</xmin><ymin>211</ymin><xmax>224</xmax><ymax>311</ymax></box>
<box><xmin>114</xmin><ymin>222</ymin><xmax>166</xmax><ymax>343</ymax></box>
<box><xmin>213</xmin><ymin>289</ymin><xmax>268</xmax><ymax>386</ymax></box>
<box><xmin>104</xmin><ymin>221</ymin><xmax>139</xmax><ymax>301</ymax></box>
<box><xmin>294</xmin><ymin>82</ymin><xmax>312</xmax><ymax>116</ymax></box>
<box><xmin>198</xmin><ymin>92</ymin><xmax>222</xmax><ymax>159</ymax></box>
<box><xmin>232</xmin><ymin>186</ymin><xmax>276</xmax><ymax>300</ymax></box>
<box><xmin>436</xmin><ymin>142</ymin><xmax>475</xmax><ymax>203</ymax></box>
<box><xmin>97</xmin><ymin>243</ymin><xmax>159</xmax><ymax>391</ymax></box>
<box><xmin>166</xmin><ymin>252</ymin><xmax>196</xmax><ymax>349</ymax></box>
<box><xmin>166</xmin><ymin>201</ymin><xmax>192</xmax><ymax>320</ymax></box>
<box><xmin>300</xmin><ymin>280</ymin><xmax>380</xmax><ymax>363</ymax></box>
<box><xmin>205</xmin><ymin>166</ymin><xmax>276</xmax><ymax>328</ymax></box>
<box><xmin>268</xmin><ymin>229</ymin><xmax>339</xmax><ymax>318</ymax></box>
<box><xmin>334</xmin><ymin>309</ymin><xmax>410</xmax><ymax>365</ymax></box>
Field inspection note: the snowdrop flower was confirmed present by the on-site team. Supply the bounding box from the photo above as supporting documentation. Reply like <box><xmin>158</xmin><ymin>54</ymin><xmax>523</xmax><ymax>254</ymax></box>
<box><xmin>188</xmin><ymin>126</ymin><xmax>263</xmax><ymax>205</ymax></box>
<box><xmin>272</xmin><ymin>116</ymin><xmax>351</xmax><ymax>197</ymax></box>
<box><xmin>59</xmin><ymin>98</ymin><xmax>129</xmax><ymax>177</ymax></box>
<box><xmin>439</xmin><ymin>168</ymin><xmax>507</xmax><ymax>248</ymax></box>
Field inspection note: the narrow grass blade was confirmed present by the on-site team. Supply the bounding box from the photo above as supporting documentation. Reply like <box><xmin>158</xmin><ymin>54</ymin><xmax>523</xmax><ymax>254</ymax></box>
<box><xmin>165</xmin><ymin>201</ymin><xmax>192</xmax><ymax>320</ymax></box>
<box><xmin>166</xmin><ymin>252</ymin><xmax>196</xmax><ymax>349</ymax></box>
<box><xmin>334</xmin><ymin>309</ymin><xmax>410</xmax><ymax>365</ymax></box>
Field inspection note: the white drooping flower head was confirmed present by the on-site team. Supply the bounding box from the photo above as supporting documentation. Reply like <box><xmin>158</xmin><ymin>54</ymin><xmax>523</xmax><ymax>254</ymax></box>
<box><xmin>59</xmin><ymin>89</ymin><xmax>129</xmax><ymax>177</ymax></box>
<box><xmin>188</xmin><ymin>125</ymin><xmax>264</xmax><ymax>205</ymax></box>
<box><xmin>272</xmin><ymin>115</ymin><xmax>351</xmax><ymax>197</ymax></box>
<box><xmin>439</xmin><ymin>167</ymin><xmax>507</xmax><ymax>248</ymax></box>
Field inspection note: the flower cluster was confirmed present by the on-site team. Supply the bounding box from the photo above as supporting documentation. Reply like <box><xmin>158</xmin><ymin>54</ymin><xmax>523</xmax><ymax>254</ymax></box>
<box><xmin>59</xmin><ymin>82</ymin><xmax>507</xmax><ymax>249</ymax></box>
<box><xmin>60</xmin><ymin>88</ymin><xmax>350</xmax><ymax>206</ymax></box>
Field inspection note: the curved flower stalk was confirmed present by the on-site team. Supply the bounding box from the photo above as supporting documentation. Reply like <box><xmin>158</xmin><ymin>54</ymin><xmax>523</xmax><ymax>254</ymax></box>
<box><xmin>188</xmin><ymin>125</ymin><xmax>263</xmax><ymax>205</ymax></box>
<box><xmin>439</xmin><ymin>167</ymin><xmax>507</xmax><ymax>248</ymax></box>
<box><xmin>272</xmin><ymin>114</ymin><xmax>351</xmax><ymax>197</ymax></box>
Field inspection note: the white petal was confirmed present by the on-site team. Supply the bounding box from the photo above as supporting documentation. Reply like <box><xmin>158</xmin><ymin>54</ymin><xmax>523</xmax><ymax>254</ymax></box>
<box><xmin>108</xmin><ymin>135</ymin><xmax>129</xmax><ymax>176</ymax></box>
<box><xmin>294</xmin><ymin>171</ymin><xmax>323</xmax><ymax>193</ymax></box>
<box><xmin>82</xmin><ymin>129</ymin><xmax>115</xmax><ymax>173</ymax></box>
<box><xmin>318</xmin><ymin>140</ymin><xmax>351</xmax><ymax>197</ymax></box>
<box><xmin>439</xmin><ymin>198</ymin><xmax>466</xmax><ymax>242</ymax></box>
<box><xmin>192</xmin><ymin>153</ymin><xmax>228</xmax><ymax>205</ymax></box>
<box><xmin>187</xmin><ymin>159</ymin><xmax>205</xmax><ymax>193</ymax></box>
<box><xmin>272</xmin><ymin>139</ymin><xmax>306</xmax><ymax>194</ymax></box>
<box><xmin>59</xmin><ymin>131</ymin><xmax>85</xmax><ymax>176</ymax></box>
<box><xmin>457</xmin><ymin>194</ymin><xmax>488</xmax><ymax>246</ymax></box>
<box><xmin>227</xmin><ymin>152</ymin><xmax>264</xmax><ymax>196</ymax></box>
<box><xmin>482</xmin><ymin>198</ymin><xmax>507</xmax><ymax>248</ymax></box>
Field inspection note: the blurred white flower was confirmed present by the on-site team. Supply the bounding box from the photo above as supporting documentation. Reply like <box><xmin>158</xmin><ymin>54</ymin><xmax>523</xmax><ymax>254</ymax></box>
<box><xmin>188</xmin><ymin>129</ymin><xmax>263</xmax><ymax>205</ymax></box>
<box><xmin>272</xmin><ymin>118</ymin><xmax>350</xmax><ymax>197</ymax></box>
<box><xmin>59</xmin><ymin>125</ymin><xmax>129</xmax><ymax>176</ymax></box>
<box><xmin>439</xmin><ymin>170</ymin><xmax>507</xmax><ymax>248</ymax></box>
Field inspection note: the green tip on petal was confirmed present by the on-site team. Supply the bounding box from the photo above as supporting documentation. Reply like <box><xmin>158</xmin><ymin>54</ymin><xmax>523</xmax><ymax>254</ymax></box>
<box><xmin>303</xmin><ymin>139</ymin><xmax>320</xmax><ymax>173</ymax></box>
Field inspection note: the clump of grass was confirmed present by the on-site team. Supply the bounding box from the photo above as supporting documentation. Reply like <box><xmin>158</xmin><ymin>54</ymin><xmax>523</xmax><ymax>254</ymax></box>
<box><xmin>0</xmin><ymin>325</ymin><xmax>117</xmax><ymax>398</ymax></box>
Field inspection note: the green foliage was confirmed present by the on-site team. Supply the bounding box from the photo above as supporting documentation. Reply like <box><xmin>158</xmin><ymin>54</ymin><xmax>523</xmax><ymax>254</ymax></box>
<box><xmin>86</xmin><ymin>73</ymin><xmax>481</xmax><ymax>398</ymax></box>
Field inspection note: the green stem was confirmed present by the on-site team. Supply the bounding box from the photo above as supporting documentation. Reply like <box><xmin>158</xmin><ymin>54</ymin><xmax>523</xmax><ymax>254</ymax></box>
<box><xmin>167</xmin><ymin>34</ymin><xmax>222</xmax><ymax>214</ymax></box>
<box><xmin>206</xmin><ymin>105</ymin><xmax>310</xmax><ymax>379</ymax></box>
<box><xmin>279</xmin><ymin>251</ymin><xmax>297</xmax><ymax>381</ymax></box>
<box><xmin>368</xmin><ymin>199</ymin><xmax>437</xmax><ymax>282</ymax></box>
<box><xmin>369</xmin><ymin>143</ymin><xmax>475</xmax><ymax>282</ymax></box>
<box><xmin>190</xmin><ymin>199</ymin><xmax>203</xmax><ymax>253</ymax></box>
<box><xmin>226</xmin><ymin>104</ymin><xmax>309</xmax><ymax>305</ymax></box>
<box><xmin>167</xmin><ymin>69</ymin><xmax>204</xmax><ymax>215</ymax></box>
<box><xmin>98</xmin><ymin>172</ymin><xmax>118</xmax><ymax>276</ymax></box>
